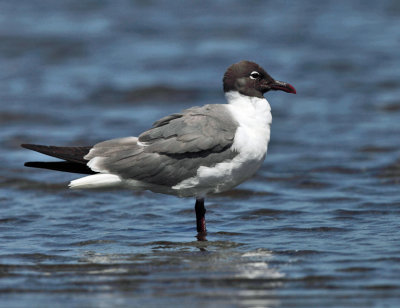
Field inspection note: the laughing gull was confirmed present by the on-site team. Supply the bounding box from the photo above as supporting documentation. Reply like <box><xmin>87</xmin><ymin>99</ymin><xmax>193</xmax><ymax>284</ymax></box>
<box><xmin>22</xmin><ymin>60</ymin><xmax>296</xmax><ymax>235</ymax></box>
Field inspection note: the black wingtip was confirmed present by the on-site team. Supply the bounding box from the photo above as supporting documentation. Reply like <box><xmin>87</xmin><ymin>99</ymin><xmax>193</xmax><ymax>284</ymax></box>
<box><xmin>20</xmin><ymin>143</ymin><xmax>92</xmax><ymax>164</ymax></box>
<box><xmin>24</xmin><ymin>161</ymin><xmax>46</xmax><ymax>168</ymax></box>
<box><xmin>21</xmin><ymin>143</ymin><xmax>36</xmax><ymax>150</ymax></box>
<box><xmin>24</xmin><ymin>161</ymin><xmax>34</xmax><ymax>167</ymax></box>
<box><xmin>24</xmin><ymin>161</ymin><xmax>96</xmax><ymax>174</ymax></box>
<box><xmin>21</xmin><ymin>143</ymin><xmax>49</xmax><ymax>152</ymax></box>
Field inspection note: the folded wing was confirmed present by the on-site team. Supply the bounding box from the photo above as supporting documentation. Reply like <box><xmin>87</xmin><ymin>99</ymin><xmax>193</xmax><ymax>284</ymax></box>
<box><xmin>86</xmin><ymin>105</ymin><xmax>239</xmax><ymax>186</ymax></box>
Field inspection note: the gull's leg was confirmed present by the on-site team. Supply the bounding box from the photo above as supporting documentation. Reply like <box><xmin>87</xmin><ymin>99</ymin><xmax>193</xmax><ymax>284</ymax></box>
<box><xmin>195</xmin><ymin>197</ymin><xmax>207</xmax><ymax>234</ymax></box>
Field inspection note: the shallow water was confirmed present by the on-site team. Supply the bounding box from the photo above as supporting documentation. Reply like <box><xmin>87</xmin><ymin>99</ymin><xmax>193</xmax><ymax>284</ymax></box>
<box><xmin>1</xmin><ymin>0</ymin><xmax>400</xmax><ymax>307</ymax></box>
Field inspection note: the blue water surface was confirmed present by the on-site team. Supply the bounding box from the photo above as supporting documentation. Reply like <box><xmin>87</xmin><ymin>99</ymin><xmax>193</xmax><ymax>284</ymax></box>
<box><xmin>1</xmin><ymin>0</ymin><xmax>400</xmax><ymax>307</ymax></box>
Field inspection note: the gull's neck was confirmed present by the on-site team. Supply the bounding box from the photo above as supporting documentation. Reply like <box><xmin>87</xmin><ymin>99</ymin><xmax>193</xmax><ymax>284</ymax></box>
<box><xmin>225</xmin><ymin>91</ymin><xmax>271</xmax><ymax>116</ymax></box>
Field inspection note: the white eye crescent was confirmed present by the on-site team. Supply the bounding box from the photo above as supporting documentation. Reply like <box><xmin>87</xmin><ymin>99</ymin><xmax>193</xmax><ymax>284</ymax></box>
<box><xmin>249</xmin><ymin>71</ymin><xmax>260</xmax><ymax>80</ymax></box>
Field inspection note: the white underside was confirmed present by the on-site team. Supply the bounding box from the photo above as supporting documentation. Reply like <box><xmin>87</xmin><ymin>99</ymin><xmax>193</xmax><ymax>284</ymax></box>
<box><xmin>170</xmin><ymin>91</ymin><xmax>272</xmax><ymax>197</ymax></box>
<box><xmin>69</xmin><ymin>91</ymin><xmax>272</xmax><ymax>197</ymax></box>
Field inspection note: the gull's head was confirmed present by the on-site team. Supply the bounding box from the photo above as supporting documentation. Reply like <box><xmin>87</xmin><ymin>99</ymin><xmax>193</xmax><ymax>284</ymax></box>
<box><xmin>223</xmin><ymin>60</ymin><xmax>296</xmax><ymax>98</ymax></box>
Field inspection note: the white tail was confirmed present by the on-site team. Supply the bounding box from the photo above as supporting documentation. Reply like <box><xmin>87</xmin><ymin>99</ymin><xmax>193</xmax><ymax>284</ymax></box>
<box><xmin>69</xmin><ymin>174</ymin><xmax>122</xmax><ymax>189</ymax></box>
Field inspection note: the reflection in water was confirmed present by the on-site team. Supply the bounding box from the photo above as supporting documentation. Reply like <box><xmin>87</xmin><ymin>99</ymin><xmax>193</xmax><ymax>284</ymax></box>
<box><xmin>236</xmin><ymin>250</ymin><xmax>283</xmax><ymax>308</ymax></box>
<box><xmin>74</xmin><ymin>244</ymin><xmax>284</xmax><ymax>307</ymax></box>
<box><xmin>239</xmin><ymin>250</ymin><xmax>283</xmax><ymax>279</ymax></box>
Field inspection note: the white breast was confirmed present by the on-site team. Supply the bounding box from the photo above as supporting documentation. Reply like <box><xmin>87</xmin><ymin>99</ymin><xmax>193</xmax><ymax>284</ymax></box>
<box><xmin>226</xmin><ymin>91</ymin><xmax>272</xmax><ymax>161</ymax></box>
<box><xmin>173</xmin><ymin>91</ymin><xmax>272</xmax><ymax>197</ymax></box>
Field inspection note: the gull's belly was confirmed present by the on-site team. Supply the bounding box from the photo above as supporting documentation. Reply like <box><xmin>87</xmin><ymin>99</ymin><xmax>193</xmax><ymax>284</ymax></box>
<box><xmin>208</xmin><ymin>153</ymin><xmax>266</xmax><ymax>194</ymax></box>
<box><xmin>171</xmin><ymin>147</ymin><xmax>267</xmax><ymax>197</ymax></box>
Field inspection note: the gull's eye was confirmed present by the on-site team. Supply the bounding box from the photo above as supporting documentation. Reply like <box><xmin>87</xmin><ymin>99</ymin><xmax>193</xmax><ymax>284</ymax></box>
<box><xmin>249</xmin><ymin>71</ymin><xmax>260</xmax><ymax>80</ymax></box>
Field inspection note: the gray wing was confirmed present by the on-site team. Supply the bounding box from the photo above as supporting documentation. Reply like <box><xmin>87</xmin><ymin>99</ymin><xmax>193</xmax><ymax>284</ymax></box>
<box><xmin>139</xmin><ymin>105</ymin><xmax>237</xmax><ymax>154</ymax></box>
<box><xmin>85</xmin><ymin>105</ymin><xmax>239</xmax><ymax>186</ymax></box>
